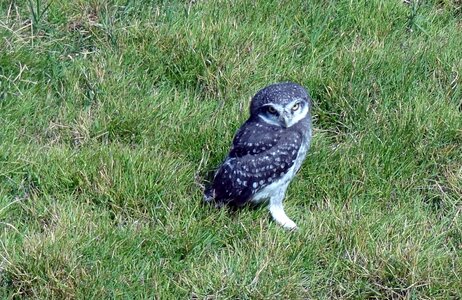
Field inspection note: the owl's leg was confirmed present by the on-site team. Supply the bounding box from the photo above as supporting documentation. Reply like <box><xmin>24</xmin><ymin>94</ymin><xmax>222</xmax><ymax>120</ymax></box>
<box><xmin>269</xmin><ymin>190</ymin><xmax>297</xmax><ymax>230</ymax></box>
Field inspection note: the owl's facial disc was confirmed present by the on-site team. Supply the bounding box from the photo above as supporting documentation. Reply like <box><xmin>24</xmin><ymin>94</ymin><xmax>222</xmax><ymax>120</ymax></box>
<box><xmin>258</xmin><ymin>104</ymin><xmax>283</xmax><ymax>127</ymax></box>
<box><xmin>284</xmin><ymin>99</ymin><xmax>309</xmax><ymax>127</ymax></box>
<box><xmin>258</xmin><ymin>99</ymin><xmax>308</xmax><ymax>128</ymax></box>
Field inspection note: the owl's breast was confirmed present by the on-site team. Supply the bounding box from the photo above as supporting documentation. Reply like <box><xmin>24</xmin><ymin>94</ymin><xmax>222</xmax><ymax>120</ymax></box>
<box><xmin>251</xmin><ymin>132</ymin><xmax>311</xmax><ymax>204</ymax></box>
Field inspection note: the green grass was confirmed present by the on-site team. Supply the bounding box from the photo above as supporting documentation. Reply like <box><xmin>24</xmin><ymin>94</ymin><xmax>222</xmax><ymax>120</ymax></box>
<box><xmin>1</xmin><ymin>0</ymin><xmax>461</xmax><ymax>298</ymax></box>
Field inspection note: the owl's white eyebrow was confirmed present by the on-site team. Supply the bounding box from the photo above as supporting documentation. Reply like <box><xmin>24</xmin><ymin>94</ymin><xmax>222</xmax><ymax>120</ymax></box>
<box><xmin>288</xmin><ymin>98</ymin><xmax>303</xmax><ymax>106</ymax></box>
<box><xmin>262</xmin><ymin>103</ymin><xmax>284</xmax><ymax>110</ymax></box>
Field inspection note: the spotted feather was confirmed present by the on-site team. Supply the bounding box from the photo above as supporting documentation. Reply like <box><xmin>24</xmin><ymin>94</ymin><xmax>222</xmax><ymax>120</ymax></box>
<box><xmin>207</xmin><ymin>117</ymin><xmax>304</xmax><ymax>206</ymax></box>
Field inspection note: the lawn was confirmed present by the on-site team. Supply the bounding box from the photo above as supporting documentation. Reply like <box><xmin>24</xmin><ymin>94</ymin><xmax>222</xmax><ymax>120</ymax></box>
<box><xmin>0</xmin><ymin>0</ymin><xmax>461</xmax><ymax>298</ymax></box>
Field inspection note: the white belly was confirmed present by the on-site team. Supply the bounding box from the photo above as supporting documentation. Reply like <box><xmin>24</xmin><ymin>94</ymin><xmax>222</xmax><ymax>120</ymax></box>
<box><xmin>251</xmin><ymin>139</ymin><xmax>310</xmax><ymax>204</ymax></box>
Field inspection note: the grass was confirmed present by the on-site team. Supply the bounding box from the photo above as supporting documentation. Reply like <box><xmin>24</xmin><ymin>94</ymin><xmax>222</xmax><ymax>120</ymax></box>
<box><xmin>0</xmin><ymin>0</ymin><xmax>461</xmax><ymax>298</ymax></box>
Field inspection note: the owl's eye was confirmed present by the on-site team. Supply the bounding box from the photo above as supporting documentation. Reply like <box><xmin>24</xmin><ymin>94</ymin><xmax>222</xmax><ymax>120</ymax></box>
<box><xmin>292</xmin><ymin>103</ymin><xmax>300</xmax><ymax>111</ymax></box>
<box><xmin>267</xmin><ymin>106</ymin><xmax>277</xmax><ymax>114</ymax></box>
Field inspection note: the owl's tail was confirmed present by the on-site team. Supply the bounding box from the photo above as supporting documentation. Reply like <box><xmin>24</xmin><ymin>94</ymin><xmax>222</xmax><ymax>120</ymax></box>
<box><xmin>204</xmin><ymin>186</ymin><xmax>226</xmax><ymax>208</ymax></box>
<box><xmin>203</xmin><ymin>186</ymin><xmax>215</xmax><ymax>203</ymax></box>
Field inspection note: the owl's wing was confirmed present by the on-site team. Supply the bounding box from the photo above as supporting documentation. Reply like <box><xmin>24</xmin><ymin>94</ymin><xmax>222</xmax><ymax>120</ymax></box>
<box><xmin>209</xmin><ymin>122</ymin><xmax>303</xmax><ymax>206</ymax></box>
<box><xmin>229</xmin><ymin>121</ymin><xmax>282</xmax><ymax>158</ymax></box>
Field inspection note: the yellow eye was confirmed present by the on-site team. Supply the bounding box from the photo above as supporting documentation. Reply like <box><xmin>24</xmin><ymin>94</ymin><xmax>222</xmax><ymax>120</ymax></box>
<box><xmin>292</xmin><ymin>103</ymin><xmax>300</xmax><ymax>111</ymax></box>
<box><xmin>267</xmin><ymin>106</ymin><xmax>277</xmax><ymax>114</ymax></box>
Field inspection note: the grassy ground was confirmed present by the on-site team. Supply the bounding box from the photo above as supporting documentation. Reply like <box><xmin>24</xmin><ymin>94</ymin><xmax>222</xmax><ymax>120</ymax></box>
<box><xmin>1</xmin><ymin>0</ymin><xmax>461</xmax><ymax>298</ymax></box>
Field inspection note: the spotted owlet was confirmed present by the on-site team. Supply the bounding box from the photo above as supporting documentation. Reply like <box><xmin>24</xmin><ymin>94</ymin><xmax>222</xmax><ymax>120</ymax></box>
<box><xmin>204</xmin><ymin>82</ymin><xmax>313</xmax><ymax>229</ymax></box>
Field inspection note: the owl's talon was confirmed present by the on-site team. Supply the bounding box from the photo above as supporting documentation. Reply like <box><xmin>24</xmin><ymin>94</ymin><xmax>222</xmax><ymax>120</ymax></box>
<box><xmin>282</xmin><ymin>220</ymin><xmax>297</xmax><ymax>230</ymax></box>
<box><xmin>269</xmin><ymin>202</ymin><xmax>298</xmax><ymax>230</ymax></box>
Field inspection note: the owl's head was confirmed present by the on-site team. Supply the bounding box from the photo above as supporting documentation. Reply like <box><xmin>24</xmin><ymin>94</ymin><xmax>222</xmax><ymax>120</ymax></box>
<box><xmin>249</xmin><ymin>82</ymin><xmax>311</xmax><ymax>128</ymax></box>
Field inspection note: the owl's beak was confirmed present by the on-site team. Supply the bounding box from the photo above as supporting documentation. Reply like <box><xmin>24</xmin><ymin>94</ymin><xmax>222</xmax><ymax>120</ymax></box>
<box><xmin>280</xmin><ymin>113</ymin><xmax>290</xmax><ymax>128</ymax></box>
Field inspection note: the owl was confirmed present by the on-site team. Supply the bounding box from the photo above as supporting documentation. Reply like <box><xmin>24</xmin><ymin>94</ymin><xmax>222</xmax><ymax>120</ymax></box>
<box><xmin>204</xmin><ymin>82</ymin><xmax>313</xmax><ymax>230</ymax></box>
